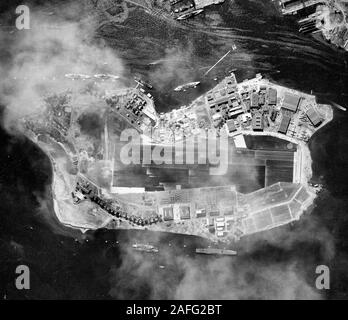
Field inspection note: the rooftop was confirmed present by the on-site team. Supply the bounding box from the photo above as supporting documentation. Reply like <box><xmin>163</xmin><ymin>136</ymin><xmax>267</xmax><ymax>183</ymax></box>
<box><xmin>306</xmin><ymin>107</ymin><xmax>322</xmax><ymax>127</ymax></box>
<box><xmin>282</xmin><ymin>92</ymin><xmax>301</xmax><ymax>113</ymax></box>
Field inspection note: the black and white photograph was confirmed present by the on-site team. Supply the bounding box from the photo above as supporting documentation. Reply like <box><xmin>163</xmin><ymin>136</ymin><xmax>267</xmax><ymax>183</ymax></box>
<box><xmin>0</xmin><ymin>0</ymin><xmax>348</xmax><ymax>305</ymax></box>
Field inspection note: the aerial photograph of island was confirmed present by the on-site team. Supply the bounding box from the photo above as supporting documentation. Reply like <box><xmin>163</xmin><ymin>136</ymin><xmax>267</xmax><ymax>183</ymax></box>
<box><xmin>1</xmin><ymin>0</ymin><xmax>348</xmax><ymax>304</ymax></box>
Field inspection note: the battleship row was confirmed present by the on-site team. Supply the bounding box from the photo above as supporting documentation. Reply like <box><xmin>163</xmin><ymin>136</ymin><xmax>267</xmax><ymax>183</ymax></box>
<box><xmin>21</xmin><ymin>70</ymin><xmax>334</xmax><ymax>243</ymax></box>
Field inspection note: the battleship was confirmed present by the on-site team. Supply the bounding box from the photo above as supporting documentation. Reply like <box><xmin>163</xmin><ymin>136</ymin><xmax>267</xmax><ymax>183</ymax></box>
<box><xmin>64</xmin><ymin>73</ymin><xmax>120</xmax><ymax>81</ymax></box>
<box><xmin>64</xmin><ymin>73</ymin><xmax>91</xmax><ymax>80</ymax></box>
<box><xmin>93</xmin><ymin>74</ymin><xmax>120</xmax><ymax>81</ymax></box>
<box><xmin>174</xmin><ymin>81</ymin><xmax>201</xmax><ymax>91</ymax></box>
<box><xmin>132</xmin><ymin>243</ymin><xmax>159</xmax><ymax>253</ymax></box>
<box><xmin>195</xmin><ymin>248</ymin><xmax>237</xmax><ymax>256</ymax></box>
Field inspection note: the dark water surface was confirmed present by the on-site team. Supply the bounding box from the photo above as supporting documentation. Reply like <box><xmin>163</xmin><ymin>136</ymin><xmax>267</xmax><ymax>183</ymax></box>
<box><xmin>1</xmin><ymin>0</ymin><xmax>348</xmax><ymax>299</ymax></box>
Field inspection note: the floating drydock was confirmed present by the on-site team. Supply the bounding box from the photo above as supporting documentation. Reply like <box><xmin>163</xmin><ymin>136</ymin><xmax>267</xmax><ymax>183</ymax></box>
<box><xmin>196</xmin><ymin>248</ymin><xmax>237</xmax><ymax>256</ymax></box>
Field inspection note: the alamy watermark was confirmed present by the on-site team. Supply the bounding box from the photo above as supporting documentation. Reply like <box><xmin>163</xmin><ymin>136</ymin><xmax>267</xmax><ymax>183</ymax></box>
<box><xmin>119</xmin><ymin>128</ymin><xmax>229</xmax><ymax>175</ymax></box>
<box><xmin>15</xmin><ymin>5</ymin><xmax>30</xmax><ymax>30</ymax></box>
<box><xmin>15</xmin><ymin>265</ymin><xmax>30</xmax><ymax>290</ymax></box>
<box><xmin>12</xmin><ymin>264</ymin><xmax>331</xmax><ymax>292</ymax></box>
<box><xmin>315</xmin><ymin>265</ymin><xmax>330</xmax><ymax>290</ymax></box>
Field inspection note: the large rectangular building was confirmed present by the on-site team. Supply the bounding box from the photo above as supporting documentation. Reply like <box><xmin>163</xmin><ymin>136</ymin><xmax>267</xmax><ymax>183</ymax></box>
<box><xmin>306</xmin><ymin>107</ymin><xmax>322</xmax><ymax>127</ymax></box>
<box><xmin>251</xmin><ymin>93</ymin><xmax>259</xmax><ymax>108</ymax></box>
<box><xmin>180</xmin><ymin>205</ymin><xmax>191</xmax><ymax>220</ymax></box>
<box><xmin>163</xmin><ymin>207</ymin><xmax>174</xmax><ymax>221</ymax></box>
<box><xmin>282</xmin><ymin>93</ymin><xmax>301</xmax><ymax>113</ymax></box>
<box><xmin>228</xmin><ymin>108</ymin><xmax>243</xmax><ymax>118</ymax></box>
<box><xmin>226</xmin><ymin>119</ymin><xmax>237</xmax><ymax>132</ymax></box>
<box><xmin>278</xmin><ymin>114</ymin><xmax>291</xmax><ymax>134</ymax></box>
<box><xmin>268</xmin><ymin>88</ymin><xmax>277</xmax><ymax>105</ymax></box>
<box><xmin>252</xmin><ymin>112</ymin><xmax>263</xmax><ymax>131</ymax></box>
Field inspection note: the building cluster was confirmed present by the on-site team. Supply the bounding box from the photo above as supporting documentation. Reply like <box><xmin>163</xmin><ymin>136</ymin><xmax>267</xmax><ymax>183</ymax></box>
<box><xmin>278</xmin><ymin>92</ymin><xmax>301</xmax><ymax>135</ymax></box>
<box><xmin>152</xmin><ymin>107</ymin><xmax>202</xmax><ymax>143</ymax></box>
<box><xmin>105</xmin><ymin>90</ymin><xmax>156</xmax><ymax>134</ymax></box>
<box><xmin>319</xmin><ymin>14</ymin><xmax>348</xmax><ymax>50</ymax></box>
<box><xmin>30</xmin><ymin>94</ymin><xmax>73</xmax><ymax>145</ymax></box>
<box><xmin>206</xmin><ymin>74</ymin><xmax>242</xmax><ymax>128</ymax></box>
<box><xmin>203</xmin><ymin>72</ymin><xmax>326</xmax><ymax>142</ymax></box>
<box><xmin>50</xmin><ymin>106</ymin><xmax>72</xmax><ymax>136</ymax></box>
<box><xmin>281</xmin><ymin>0</ymin><xmax>348</xmax><ymax>52</ymax></box>
<box><xmin>278</xmin><ymin>91</ymin><xmax>323</xmax><ymax>141</ymax></box>
<box><xmin>241</xmin><ymin>85</ymin><xmax>277</xmax><ymax>132</ymax></box>
<box><xmin>155</xmin><ymin>187</ymin><xmax>239</xmax><ymax>238</ymax></box>
<box><xmin>45</xmin><ymin>94</ymin><xmax>72</xmax><ymax>137</ymax></box>
<box><xmin>207</xmin><ymin>74</ymin><xmax>279</xmax><ymax>134</ymax></box>
<box><xmin>311</xmin><ymin>2</ymin><xmax>348</xmax><ymax>51</ymax></box>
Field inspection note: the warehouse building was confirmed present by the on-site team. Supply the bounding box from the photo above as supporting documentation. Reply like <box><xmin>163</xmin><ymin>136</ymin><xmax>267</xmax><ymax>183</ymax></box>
<box><xmin>306</xmin><ymin>107</ymin><xmax>322</xmax><ymax>127</ymax></box>
<box><xmin>278</xmin><ymin>114</ymin><xmax>291</xmax><ymax>134</ymax></box>
<box><xmin>282</xmin><ymin>92</ymin><xmax>301</xmax><ymax>113</ymax></box>
<box><xmin>226</xmin><ymin>119</ymin><xmax>237</xmax><ymax>132</ymax></box>
<box><xmin>251</xmin><ymin>92</ymin><xmax>259</xmax><ymax>108</ymax></box>
<box><xmin>268</xmin><ymin>88</ymin><xmax>277</xmax><ymax>105</ymax></box>
<box><xmin>252</xmin><ymin>112</ymin><xmax>263</xmax><ymax>131</ymax></box>
<box><xmin>180</xmin><ymin>205</ymin><xmax>191</xmax><ymax>220</ymax></box>
<box><xmin>196</xmin><ymin>207</ymin><xmax>206</xmax><ymax>218</ymax></box>
<box><xmin>209</xmin><ymin>210</ymin><xmax>220</xmax><ymax>217</ymax></box>
<box><xmin>163</xmin><ymin>207</ymin><xmax>174</xmax><ymax>221</ymax></box>
<box><xmin>228</xmin><ymin>108</ymin><xmax>244</xmax><ymax>118</ymax></box>
<box><xmin>270</xmin><ymin>110</ymin><xmax>278</xmax><ymax>122</ymax></box>
<box><xmin>259</xmin><ymin>94</ymin><xmax>265</xmax><ymax>106</ymax></box>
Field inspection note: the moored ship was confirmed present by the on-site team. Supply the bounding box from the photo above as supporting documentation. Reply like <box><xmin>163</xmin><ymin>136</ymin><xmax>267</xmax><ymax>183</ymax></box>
<box><xmin>196</xmin><ymin>248</ymin><xmax>237</xmax><ymax>256</ymax></box>
<box><xmin>132</xmin><ymin>243</ymin><xmax>159</xmax><ymax>253</ymax></box>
